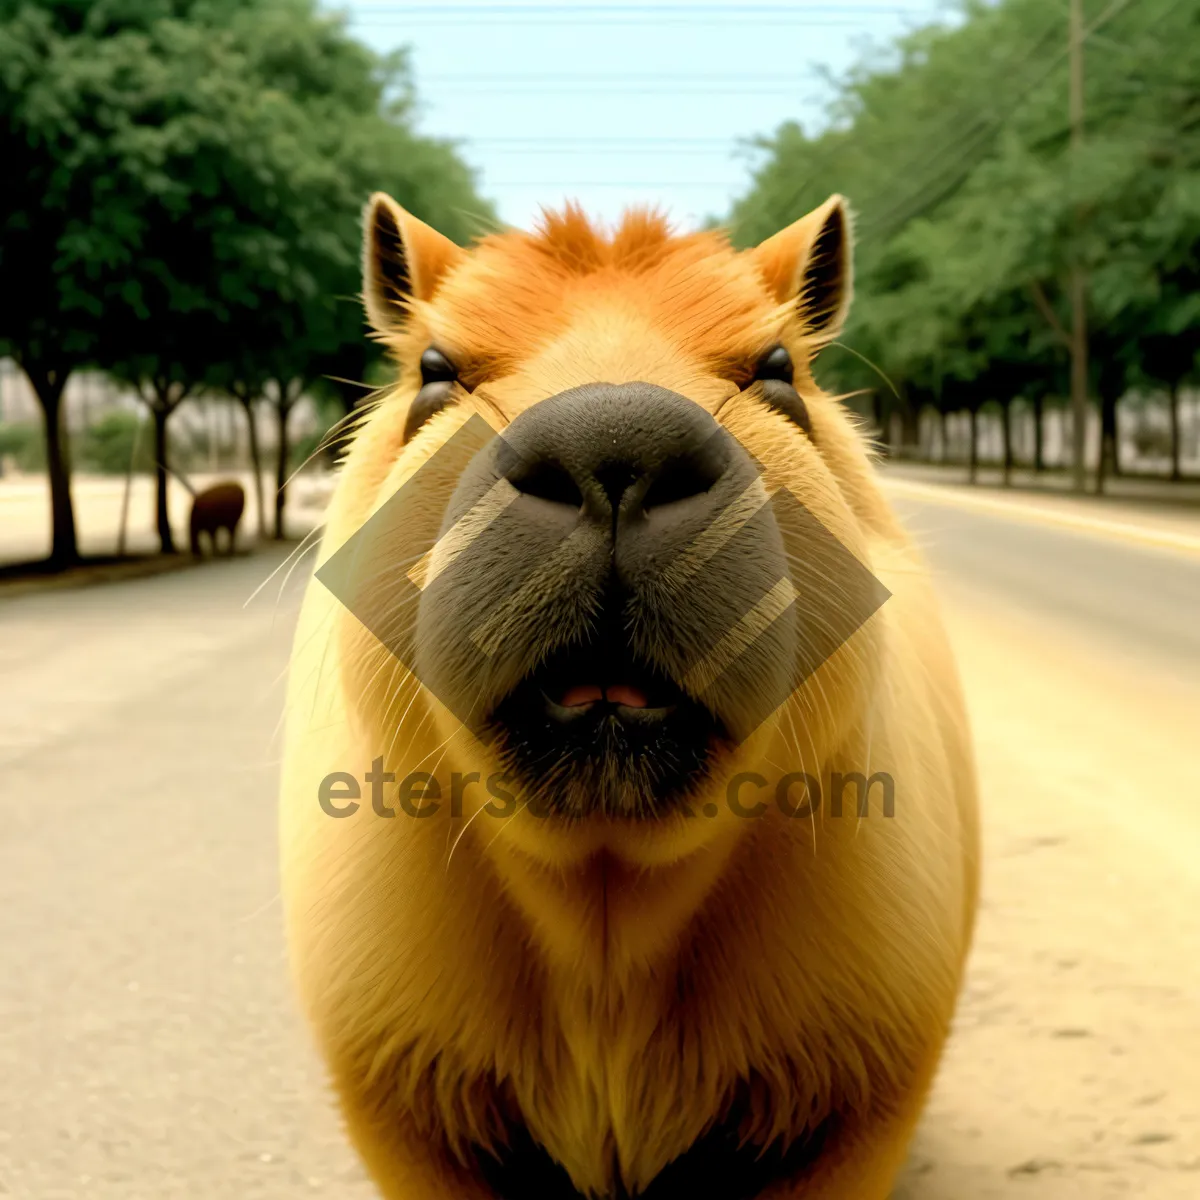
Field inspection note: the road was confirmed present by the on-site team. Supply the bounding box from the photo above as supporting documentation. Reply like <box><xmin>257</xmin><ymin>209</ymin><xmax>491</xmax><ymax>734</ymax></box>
<box><xmin>888</xmin><ymin>482</ymin><xmax>1200</xmax><ymax>1200</ymax></box>
<box><xmin>0</xmin><ymin>482</ymin><xmax>1197</xmax><ymax>1199</ymax></box>
<box><xmin>0</xmin><ymin>544</ymin><xmax>377</xmax><ymax>1200</ymax></box>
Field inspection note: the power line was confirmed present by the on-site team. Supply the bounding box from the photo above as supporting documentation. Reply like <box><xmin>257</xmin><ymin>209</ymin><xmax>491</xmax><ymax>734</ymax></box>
<box><xmin>361</xmin><ymin>20</ymin><xmax>913</xmax><ymax>26</ymax></box>
<box><xmin>746</xmin><ymin>0</ymin><xmax>1148</xmax><ymax>246</ymax></box>
<box><xmin>422</xmin><ymin>74</ymin><xmax>880</xmax><ymax>83</ymax></box>
<box><xmin>480</xmin><ymin>181</ymin><xmax>746</xmax><ymax>187</ymax></box>
<box><xmin>855</xmin><ymin>12</ymin><xmax>1065</xmax><ymax>232</ymax></box>
<box><xmin>352</xmin><ymin>3</ymin><xmax>927</xmax><ymax>14</ymax></box>
<box><xmin>352</xmin><ymin>2</ymin><xmax>928</xmax><ymax>8</ymax></box>
<box><xmin>857</xmin><ymin>29</ymin><xmax>1071</xmax><ymax>239</ymax></box>
<box><xmin>749</xmin><ymin>6</ymin><xmax>1067</xmax><ymax>238</ymax></box>
<box><xmin>418</xmin><ymin>84</ymin><xmax>837</xmax><ymax>93</ymax></box>
<box><xmin>454</xmin><ymin>137</ymin><xmax>770</xmax><ymax>157</ymax></box>
<box><xmin>462</xmin><ymin>137</ymin><xmax>755</xmax><ymax>145</ymax></box>
<box><xmin>464</xmin><ymin>147</ymin><xmax>758</xmax><ymax>155</ymax></box>
<box><xmin>352</xmin><ymin>6</ymin><xmax>927</xmax><ymax>23</ymax></box>
<box><xmin>859</xmin><ymin>0</ymin><xmax>1186</xmax><ymax>255</ymax></box>
<box><xmin>859</xmin><ymin>0</ymin><xmax>1159</xmax><ymax>239</ymax></box>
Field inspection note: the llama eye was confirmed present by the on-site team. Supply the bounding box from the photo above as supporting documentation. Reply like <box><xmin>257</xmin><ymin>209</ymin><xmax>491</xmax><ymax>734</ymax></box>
<box><xmin>755</xmin><ymin>344</ymin><xmax>794</xmax><ymax>384</ymax></box>
<box><xmin>748</xmin><ymin>344</ymin><xmax>810</xmax><ymax>434</ymax></box>
<box><xmin>420</xmin><ymin>347</ymin><xmax>457</xmax><ymax>385</ymax></box>
<box><xmin>404</xmin><ymin>380</ymin><xmax>455</xmax><ymax>443</ymax></box>
<box><xmin>403</xmin><ymin>348</ymin><xmax>460</xmax><ymax>442</ymax></box>
<box><xmin>738</xmin><ymin>345</ymin><xmax>811</xmax><ymax>436</ymax></box>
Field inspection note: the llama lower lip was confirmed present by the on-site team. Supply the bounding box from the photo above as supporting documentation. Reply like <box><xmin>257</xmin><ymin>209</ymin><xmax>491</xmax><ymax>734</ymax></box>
<box><xmin>606</xmin><ymin>683</ymin><xmax>648</xmax><ymax>708</ymax></box>
<box><xmin>559</xmin><ymin>683</ymin><xmax>649</xmax><ymax>708</ymax></box>
<box><xmin>540</xmin><ymin>695</ymin><xmax>678</xmax><ymax>724</ymax></box>
<box><xmin>486</xmin><ymin>634</ymin><xmax>725</xmax><ymax>817</ymax></box>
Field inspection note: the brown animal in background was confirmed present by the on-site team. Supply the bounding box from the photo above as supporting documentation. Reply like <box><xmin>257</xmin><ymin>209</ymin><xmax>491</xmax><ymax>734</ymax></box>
<box><xmin>189</xmin><ymin>482</ymin><xmax>245</xmax><ymax>556</ymax></box>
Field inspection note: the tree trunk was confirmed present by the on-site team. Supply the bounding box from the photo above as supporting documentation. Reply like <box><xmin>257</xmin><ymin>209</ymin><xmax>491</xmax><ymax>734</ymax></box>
<box><xmin>938</xmin><ymin>408</ymin><xmax>948</xmax><ymax>462</ymax></box>
<box><xmin>272</xmin><ymin>377</ymin><xmax>305</xmax><ymax>540</ymax></box>
<box><xmin>22</xmin><ymin>362</ymin><xmax>79</xmax><ymax>566</ymax></box>
<box><xmin>152</xmin><ymin>404</ymin><xmax>175</xmax><ymax>554</ymax></box>
<box><xmin>1095</xmin><ymin>389</ymin><xmax>1118</xmax><ymax>495</ymax></box>
<box><xmin>236</xmin><ymin>391</ymin><xmax>266</xmax><ymax>540</ymax></box>
<box><xmin>900</xmin><ymin>401</ymin><xmax>919</xmax><ymax>458</ymax></box>
<box><xmin>1001</xmin><ymin>401</ymin><xmax>1013</xmax><ymax>486</ymax></box>
<box><xmin>1169</xmin><ymin>384</ymin><xmax>1181</xmax><ymax>482</ymax></box>
<box><xmin>1112</xmin><ymin>396</ymin><xmax>1123</xmax><ymax>477</ymax></box>
<box><xmin>872</xmin><ymin>392</ymin><xmax>889</xmax><ymax>456</ymax></box>
<box><xmin>117</xmin><ymin>410</ymin><xmax>146</xmax><ymax>557</ymax></box>
<box><xmin>1033</xmin><ymin>394</ymin><xmax>1044</xmax><ymax>472</ymax></box>
<box><xmin>967</xmin><ymin>407</ymin><xmax>978</xmax><ymax>483</ymax></box>
<box><xmin>274</xmin><ymin>389</ymin><xmax>293</xmax><ymax>541</ymax></box>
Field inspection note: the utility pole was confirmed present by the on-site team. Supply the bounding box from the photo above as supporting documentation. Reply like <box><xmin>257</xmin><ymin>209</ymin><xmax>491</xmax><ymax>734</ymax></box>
<box><xmin>1068</xmin><ymin>0</ymin><xmax>1088</xmax><ymax>492</ymax></box>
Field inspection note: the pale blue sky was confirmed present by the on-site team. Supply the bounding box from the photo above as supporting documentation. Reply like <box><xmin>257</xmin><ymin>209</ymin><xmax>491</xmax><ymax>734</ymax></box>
<box><xmin>344</xmin><ymin>0</ymin><xmax>952</xmax><ymax>232</ymax></box>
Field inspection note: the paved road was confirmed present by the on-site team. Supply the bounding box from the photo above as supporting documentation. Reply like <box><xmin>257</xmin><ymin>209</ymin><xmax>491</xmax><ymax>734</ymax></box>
<box><xmin>0</xmin><ymin>546</ymin><xmax>376</xmax><ymax>1200</ymax></box>
<box><xmin>889</xmin><ymin>490</ymin><xmax>1200</xmax><ymax>689</ymax></box>
<box><xmin>0</xmin><ymin>488</ymin><xmax>1197</xmax><ymax>1199</ymax></box>
<box><xmin>888</xmin><ymin>488</ymin><xmax>1200</xmax><ymax>1200</ymax></box>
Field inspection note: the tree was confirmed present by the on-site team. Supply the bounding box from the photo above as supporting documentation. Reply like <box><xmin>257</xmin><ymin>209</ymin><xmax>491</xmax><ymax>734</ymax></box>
<box><xmin>1139</xmin><ymin>322</ymin><xmax>1200</xmax><ymax>481</ymax></box>
<box><xmin>0</xmin><ymin>0</ymin><xmax>151</xmax><ymax>563</ymax></box>
<box><xmin>201</xmin><ymin>11</ymin><xmax>495</xmax><ymax>540</ymax></box>
<box><xmin>0</xmin><ymin>0</ymin><xmax>494</xmax><ymax>563</ymax></box>
<box><xmin>727</xmin><ymin>0</ymin><xmax>1200</xmax><ymax>490</ymax></box>
<box><xmin>0</xmin><ymin>0</ymin><xmax>289</xmax><ymax>559</ymax></box>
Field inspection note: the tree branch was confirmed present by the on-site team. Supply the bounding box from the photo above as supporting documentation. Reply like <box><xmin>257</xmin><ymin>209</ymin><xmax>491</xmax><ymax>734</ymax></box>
<box><xmin>167</xmin><ymin>381</ymin><xmax>192</xmax><ymax>413</ymax></box>
<box><xmin>1029</xmin><ymin>280</ymin><xmax>1071</xmax><ymax>348</ymax></box>
<box><xmin>230</xmin><ymin>382</ymin><xmax>257</xmax><ymax>409</ymax></box>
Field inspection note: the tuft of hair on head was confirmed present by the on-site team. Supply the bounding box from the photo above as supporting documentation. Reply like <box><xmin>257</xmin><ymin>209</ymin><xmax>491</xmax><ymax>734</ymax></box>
<box><xmin>750</xmin><ymin>195</ymin><xmax>854</xmax><ymax>345</ymax></box>
<box><xmin>525</xmin><ymin>202</ymin><xmax>684</xmax><ymax>276</ymax></box>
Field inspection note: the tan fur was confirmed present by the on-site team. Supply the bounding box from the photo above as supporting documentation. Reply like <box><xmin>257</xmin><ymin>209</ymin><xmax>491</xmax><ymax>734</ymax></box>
<box><xmin>279</xmin><ymin>197</ymin><xmax>979</xmax><ymax>1198</ymax></box>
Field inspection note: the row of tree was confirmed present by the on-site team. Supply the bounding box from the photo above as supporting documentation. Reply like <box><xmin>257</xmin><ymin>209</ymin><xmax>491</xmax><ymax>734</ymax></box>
<box><xmin>729</xmin><ymin>0</ymin><xmax>1200</xmax><ymax>489</ymax></box>
<box><xmin>1</xmin><ymin>0</ymin><xmax>494</xmax><ymax>564</ymax></box>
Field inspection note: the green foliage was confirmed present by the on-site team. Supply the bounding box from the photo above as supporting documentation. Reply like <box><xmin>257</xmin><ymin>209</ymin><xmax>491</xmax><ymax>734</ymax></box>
<box><xmin>0</xmin><ymin>0</ymin><xmax>494</xmax><ymax>558</ymax></box>
<box><xmin>729</xmin><ymin>0</ymin><xmax>1200</xmax><ymax>455</ymax></box>
<box><xmin>77</xmin><ymin>408</ymin><xmax>154</xmax><ymax>474</ymax></box>
<box><xmin>0</xmin><ymin>421</ymin><xmax>45</xmax><ymax>471</ymax></box>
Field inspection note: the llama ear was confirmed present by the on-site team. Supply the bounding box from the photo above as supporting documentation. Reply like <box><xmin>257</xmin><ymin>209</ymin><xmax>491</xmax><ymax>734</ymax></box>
<box><xmin>751</xmin><ymin>195</ymin><xmax>853</xmax><ymax>342</ymax></box>
<box><xmin>362</xmin><ymin>193</ymin><xmax>466</xmax><ymax>333</ymax></box>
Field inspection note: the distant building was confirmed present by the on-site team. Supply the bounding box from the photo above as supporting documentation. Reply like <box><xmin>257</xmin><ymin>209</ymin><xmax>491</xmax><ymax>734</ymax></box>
<box><xmin>0</xmin><ymin>358</ymin><xmax>321</xmax><ymax>476</ymax></box>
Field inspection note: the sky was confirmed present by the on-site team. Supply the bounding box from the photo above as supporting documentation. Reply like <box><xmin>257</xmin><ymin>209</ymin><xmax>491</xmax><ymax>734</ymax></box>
<box><xmin>344</xmin><ymin>1</ymin><xmax>952</xmax><ymax>233</ymax></box>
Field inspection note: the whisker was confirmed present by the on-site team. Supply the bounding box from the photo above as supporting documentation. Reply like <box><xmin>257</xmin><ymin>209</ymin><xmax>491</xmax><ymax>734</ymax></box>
<box><xmin>243</xmin><ymin>524</ymin><xmax>324</xmax><ymax>610</ymax></box>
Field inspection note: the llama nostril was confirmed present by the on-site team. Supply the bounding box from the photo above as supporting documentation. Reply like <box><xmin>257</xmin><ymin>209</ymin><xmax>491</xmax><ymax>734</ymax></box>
<box><xmin>495</xmin><ymin>382</ymin><xmax>734</xmax><ymax>533</ymax></box>
<box><xmin>643</xmin><ymin>453</ymin><xmax>723</xmax><ymax>511</ymax></box>
<box><xmin>508</xmin><ymin>458</ymin><xmax>584</xmax><ymax>509</ymax></box>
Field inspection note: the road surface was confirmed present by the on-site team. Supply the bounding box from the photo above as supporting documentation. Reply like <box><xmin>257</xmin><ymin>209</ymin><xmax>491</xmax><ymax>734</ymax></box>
<box><xmin>0</xmin><ymin>482</ymin><xmax>1197</xmax><ymax>1199</ymax></box>
<box><xmin>0</xmin><ymin>543</ymin><xmax>377</xmax><ymax>1200</ymax></box>
<box><xmin>888</xmin><ymin>481</ymin><xmax>1200</xmax><ymax>1200</ymax></box>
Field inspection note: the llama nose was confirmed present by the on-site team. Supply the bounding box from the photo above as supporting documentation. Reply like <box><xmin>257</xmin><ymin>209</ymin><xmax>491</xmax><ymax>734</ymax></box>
<box><xmin>501</xmin><ymin>382</ymin><xmax>732</xmax><ymax>533</ymax></box>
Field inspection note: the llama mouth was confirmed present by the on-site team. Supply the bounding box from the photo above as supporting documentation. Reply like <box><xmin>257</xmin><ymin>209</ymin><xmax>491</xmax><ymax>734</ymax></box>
<box><xmin>486</xmin><ymin>636</ymin><xmax>725</xmax><ymax>818</ymax></box>
<box><xmin>540</xmin><ymin>659</ymin><xmax>687</xmax><ymax>720</ymax></box>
